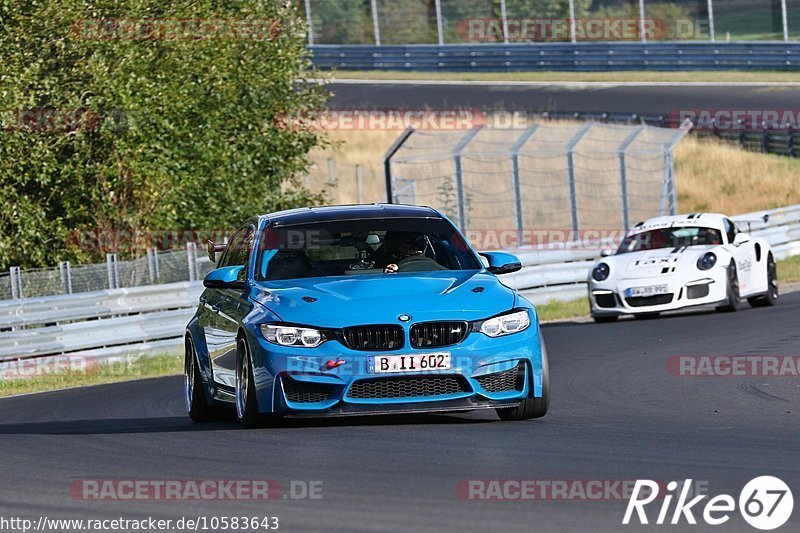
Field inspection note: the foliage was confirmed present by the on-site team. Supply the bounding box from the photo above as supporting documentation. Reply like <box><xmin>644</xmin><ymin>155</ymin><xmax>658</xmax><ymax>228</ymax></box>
<box><xmin>0</xmin><ymin>0</ymin><xmax>329</xmax><ymax>269</ymax></box>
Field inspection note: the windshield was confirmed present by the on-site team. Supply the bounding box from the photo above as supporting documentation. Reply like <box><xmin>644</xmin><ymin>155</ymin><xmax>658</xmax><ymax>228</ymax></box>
<box><xmin>255</xmin><ymin>218</ymin><xmax>481</xmax><ymax>281</ymax></box>
<box><xmin>617</xmin><ymin>226</ymin><xmax>723</xmax><ymax>254</ymax></box>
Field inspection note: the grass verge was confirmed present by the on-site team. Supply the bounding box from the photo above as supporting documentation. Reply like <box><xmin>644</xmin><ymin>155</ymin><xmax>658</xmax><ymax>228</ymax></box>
<box><xmin>328</xmin><ymin>70</ymin><xmax>800</xmax><ymax>83</ymax></box>
<box><xmin>0</xmin><ymin>353</ymin><xmax>182</xmax><ymax>398</ymax></box>
<box><xmin>537</xmin><ymin>255</ymin><xmax>800</xmax><ymax>322</ymax></box>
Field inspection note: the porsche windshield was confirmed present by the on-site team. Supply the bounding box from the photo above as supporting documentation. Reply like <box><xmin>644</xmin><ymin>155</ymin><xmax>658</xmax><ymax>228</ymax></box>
<box><xmin>617</xmin><ymin>226</ymin><xmax>723</xmax><ymax>254</ymax></box>
<box><xmin>255</xmin><ymin>218</ymin><xmax>481</xmax><ymax>281</ymax></box>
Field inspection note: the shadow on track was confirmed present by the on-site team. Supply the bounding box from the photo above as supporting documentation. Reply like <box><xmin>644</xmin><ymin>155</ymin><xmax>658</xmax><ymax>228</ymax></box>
<box><xmin>0</xmin><ymin>412</ymin><xmax>495</xmax><ymax>435</ymax></box>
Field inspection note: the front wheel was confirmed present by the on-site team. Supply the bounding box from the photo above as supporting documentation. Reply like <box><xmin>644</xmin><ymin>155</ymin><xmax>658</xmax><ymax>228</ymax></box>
<box><xmin>496</xmin><ymin>338</ymin><xmax>549</xmax><ymax>421</ymax></box>
<box><xmin>236</xmin><ymin>336</ymin><xmax>263</xmax><ymax>429</ymax></box>
<box><xmin>748</xmin><ymin>253</ymin><xmax>778</xmax><ymax>307</ymax></box>
<box><xmin>715</xmin><ymin>261</ymin><xmax>740</xmax><ymax>313</ymax></box>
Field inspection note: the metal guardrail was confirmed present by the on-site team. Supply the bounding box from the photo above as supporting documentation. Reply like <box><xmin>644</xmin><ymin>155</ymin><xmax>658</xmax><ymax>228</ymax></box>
<box><xmin>310</xmin><ymin>43</ymin><xmax>800</xmax><ymax>71</ymax></box>
<box><xmin>0</xmin><ymin>204</ymin><xmax>798</xmax><ymax>366</ymax></box>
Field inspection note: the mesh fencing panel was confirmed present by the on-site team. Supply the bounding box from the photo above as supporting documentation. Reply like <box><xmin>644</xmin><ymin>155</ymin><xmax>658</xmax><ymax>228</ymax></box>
<box><xmin>388</xmin><ymin>123</ymin><xmax>687</xmax><ymax>248</ymax></box>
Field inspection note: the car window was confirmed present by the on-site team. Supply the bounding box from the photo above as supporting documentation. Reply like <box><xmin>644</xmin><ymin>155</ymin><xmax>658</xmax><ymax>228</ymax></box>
<box><xmin>617</xmin><ymin>226</ymin><xmax>723</xmax><ymax>254</ymax></box>
<box><xmin>256</xmin><ymin>218</ymin><xmax>481</xmax><ymax>281</ymax></box>
<box><xmin>219</xmin><ymin>225</ymin><xmax>255</xmax><ymax>271</ymax></box>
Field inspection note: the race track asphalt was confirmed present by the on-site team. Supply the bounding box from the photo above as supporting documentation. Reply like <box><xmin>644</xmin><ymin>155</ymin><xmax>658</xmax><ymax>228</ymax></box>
<box><xmin>328</xmin><ymin>81</ymin><xmax>800</xmax><ymax>116</ymax></box>
<box><xmin>1</xmin><ymin>293</ymin><xmax>799</xmax><ymax>532</ymax></box>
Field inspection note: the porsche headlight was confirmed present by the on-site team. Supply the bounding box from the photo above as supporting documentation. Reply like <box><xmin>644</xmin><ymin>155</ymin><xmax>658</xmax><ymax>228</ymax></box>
<box><xmin>261</xmin><ymin>324</ymin><xmax>325</xmax><ymax>347</ymax></box>
<box><xmin>697</xmin><ymin>252</ymin><xmax>717</xmax><ymax>271</ymax></box>
<box><xmin>479</xmin><ymin>309</ymin><xmax>531</xmax><ymax>338</ymax></box>
<box><xmin>592</xmin><ymin>262</ymin><xmax>611</xmax><ymax>282</ymax></box>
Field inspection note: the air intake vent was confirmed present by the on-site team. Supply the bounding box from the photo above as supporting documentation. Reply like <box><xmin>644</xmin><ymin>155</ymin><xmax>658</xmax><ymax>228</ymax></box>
<box><xmin>476</xmin><ymin>363</ymin><xmax>525</xmax><ymax>393</ymax></box>
<box><xmin>342</xmin><ymin>325</ymin><xmax>404</xmax><ymax>351</ymax></box>
<box><xmin>282</xmin><ymin>378</ymin><xmax>334</xmax><ymax>403</ymax></box>
<box><xmin>409</xmin><ymin>321</ymin><xmax>468</xmax><ymax>348</ymax></box>
<box><xmin>346</xmin><ymin>376</ymin><xmax>469</xmax><ymax>399</ymax></box>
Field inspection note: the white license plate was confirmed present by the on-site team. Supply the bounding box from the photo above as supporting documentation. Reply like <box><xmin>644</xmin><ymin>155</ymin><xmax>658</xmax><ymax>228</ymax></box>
<box><xmin>368</xmin><ymin>353</ymin><xmax>451</xmax><ymax>374</ymax></box>
<box><xmin>626</xmin><ymin>284</ymin><xmax>669</xmax><ymax>297</ymax></box>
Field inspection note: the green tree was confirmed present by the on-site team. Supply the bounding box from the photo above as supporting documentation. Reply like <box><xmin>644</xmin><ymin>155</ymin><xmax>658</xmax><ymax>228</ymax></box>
<box><xmin>0</xmin><ymin>0</ymin><xmax>329</xmax><ymax>269</ymax></box>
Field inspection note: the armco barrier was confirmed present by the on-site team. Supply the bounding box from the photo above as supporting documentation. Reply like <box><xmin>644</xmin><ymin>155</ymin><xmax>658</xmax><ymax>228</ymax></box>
<box><xmin>309</xmin><ymin>43</ymin><xmax>800</xmax><ymax>71</ymax></box>
<box><xmin>0</xmin><ymin>204</ymin><xmax>798</xmax><ymax>364</ymax></box>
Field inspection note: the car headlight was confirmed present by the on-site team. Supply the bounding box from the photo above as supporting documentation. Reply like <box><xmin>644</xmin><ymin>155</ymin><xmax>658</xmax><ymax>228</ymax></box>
<box><xmin>592</xmin><ymin>262</ymin><xmax>610</xmax><ymax>282</ymax></box>
<box><xmin>697</xmin><ymin>252</ymin><xmax>717</xmax><ymax>271</ymax></box>
<box><xmin>261</xmin><ymin>324</ymin><xmax>325</xmax><ymax>347</ymax></box>
<box><xmin>478</xmin><ymin>309</ymin><xmax>531</xmax><ymax>337</ymax></box>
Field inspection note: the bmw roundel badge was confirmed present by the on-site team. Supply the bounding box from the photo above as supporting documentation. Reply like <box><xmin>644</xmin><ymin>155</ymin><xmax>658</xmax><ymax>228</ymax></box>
<box><xmin>398</xmin><ymin>314</ymin><xmax>411</xmax><ymax>322</ymax></box>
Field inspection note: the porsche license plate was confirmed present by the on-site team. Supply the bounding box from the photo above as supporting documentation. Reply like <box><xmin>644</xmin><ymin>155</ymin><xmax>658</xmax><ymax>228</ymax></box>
<box><xmin>626</xmin><ymin>284</ymin><xmax>669</xmax><ymax>297</ymax></box>
<box><xmin>368</xmin><ymin>353</ymin><xmax>451</xmax><ymax>374</ymax></box>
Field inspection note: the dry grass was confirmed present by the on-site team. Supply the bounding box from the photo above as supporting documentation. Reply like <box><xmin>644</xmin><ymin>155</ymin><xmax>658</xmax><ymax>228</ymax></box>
<box><xmin>674</xmin><ymin>136</ymin><xmax>800</xmax><ymax>214</ymax></box>
<box><xmin>308</xmin><ymin>126</ymin><xmax>800</xmax><ymax>216</ymax></box>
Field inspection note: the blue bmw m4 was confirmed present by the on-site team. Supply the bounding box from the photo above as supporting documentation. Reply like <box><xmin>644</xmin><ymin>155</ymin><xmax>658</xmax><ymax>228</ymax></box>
<box><xmin>184</xmin><ymin>204</ymin><xmax>549</xmax><ymax>428</ymax></box>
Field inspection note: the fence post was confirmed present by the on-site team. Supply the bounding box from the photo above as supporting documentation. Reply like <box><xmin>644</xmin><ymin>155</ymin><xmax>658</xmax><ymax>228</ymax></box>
<box><xmin>500</xmin><ymin>0</ymin><xmax>510</xmax><ymax>44</ymax></box>
<box><xmin>356</xmin><ymin>164</ymin><xmax>364</xmax><ymax>203</ymax></box>
<box><xmin>781</xmin><ymin>0</ymin><xmax>789</xmax><ymax>42</ymax></box>
<box><xmin>304</xmin><ymin>0</ymin><xmax>314</xmax><ymax>46</ymax></box>
<box><xmin>510</xmin><ymin>126</ymin><xmax>538</xmax><ymax>243</ymax></box>
<box><xmin>327</xmin><ymin>158</ymin><xmax>336</xmax><ymax>201</ymax></box>
<box><xmin>187</xmin><ymin>242</ymin><xmax>198</xmax><ymax>282</ymax></box>
<box><xmin>569</xmin><ymin>0</ymin><xmax>576</xmax><ymax>43</ymax></box>
<box><xmin>618</xmin><ymin>126</ymin><xmax>645</xmax><ymax>231</ymax></box>
<box><xmin>383</xmin><ymin>127</ymin><xmax>416</xmax><ymax>203</ymax></box>
<box><xmin>565</xmin><ymin>123</ymin><xmax>592</xmax><ymax>234</ymax></box>
<box><xmin>147</xmin><ymin>247</ymin><xmax>160</xmax><ymax>284</ymax></box>
<box><xmin>435</xmin><ymin>0</ymin><xmax>444</xmax><ymax>45</ymax></box>
<box><xmin>707</xmin><ymin>0</ymin><xmax>715</xmax><ymax>42</ymax></box>
<box><xmin>10</xmin><ymin>266</ymin><xmax>22</xmax><ymax>300</ymax></box>
<box><xmin>638</xmin><ymin>0</ymin><xmax>647</xmax><ymax>43</ymax></box>
<box><xmin>59</xmin><ymin>261</ymin><xmax>73</xmax><ymax>294</ymax></box>
<box><xmin>453</xmin><ymin>126</ymin><xmax>482</xmax><ymax>231</ymax></box>
<box><xmin>106</xmin><ymin>253</ymin><xmax>118</xmax><ymax>289</ymax></box>
<box><xmin>370</xmin><ymin>0</ymin><xmax>381</xmax><ymax>46</ymax></box>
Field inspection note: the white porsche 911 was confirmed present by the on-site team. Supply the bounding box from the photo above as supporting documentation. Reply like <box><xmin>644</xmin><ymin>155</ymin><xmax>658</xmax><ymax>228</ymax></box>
<box><xmin>588</xmin><ymin>213</ymin><xmax>778</xmax><ymax>322</ymax></box>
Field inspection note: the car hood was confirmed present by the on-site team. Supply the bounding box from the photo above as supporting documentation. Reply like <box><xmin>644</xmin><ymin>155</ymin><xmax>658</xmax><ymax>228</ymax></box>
<box><xmin>250</xmin><ymin>271</ymin><xmax>517</xmax><ymax>327</ymax></box>
<box><xmin>609</xmin><ymin>245</ymin><xmax>717</xmax><ymax>280</ymax></box>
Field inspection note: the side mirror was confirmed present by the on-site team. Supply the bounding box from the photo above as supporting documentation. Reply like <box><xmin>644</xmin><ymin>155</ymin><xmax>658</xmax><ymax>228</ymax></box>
<box><xmin>600</xmin><ymin>249</ymin><xmax>613</xmax><ymax>257</ymax></box>
<box><xmin>203</xmin><ymin>265</ymin><xmax>246</xmax><ymax>290</ymax></box>
<box><xmin>207</xmin><ymin>240</ymin><xmax>228</xmax><ymax>263</ymax></box>
<box><xmin>480</xmin><ymin>252</ymin><xmax>522</xmax><ymax>275</ymax></box>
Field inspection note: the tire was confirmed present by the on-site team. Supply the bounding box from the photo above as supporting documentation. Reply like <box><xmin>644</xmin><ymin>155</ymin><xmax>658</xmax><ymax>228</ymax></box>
<box><xmin>634</xmin><ymin>312</ymin><xmax>660</xmax><ymax>320</ymax></box>
<box><xmin>236</xmin><ymin>336</ymin><xmax>264</xmax><ymax>429</ymax></box>
<box><xmin>715</xmin><ymin>261</ymin><xmax>740</xmax><ymax>313</ymax></box>
<box><xmin>496</xmin><ymin>337</ymin><xmax>549</xmax><ymax>421</ymax></box>
<box><xmin>185</xmin><ymin>336</ymin><xmax>217</xmax><ymax>422</ymax></box>
<box><xmin>748</xmin><ymin>253</ymin><xmax>778</xmax><ymax>308</ymax></box>
<box><xmin>592</xmin><ymin>314</ymin><xmax>618</xmax><ymax>323</ymax></box>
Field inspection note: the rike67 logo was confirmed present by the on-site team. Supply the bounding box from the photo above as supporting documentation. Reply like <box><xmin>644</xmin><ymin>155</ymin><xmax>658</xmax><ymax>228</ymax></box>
<box><xmin>624</xmin><ymin>477</ymin><xmax>793</xmax><ymax>530</ymax></box>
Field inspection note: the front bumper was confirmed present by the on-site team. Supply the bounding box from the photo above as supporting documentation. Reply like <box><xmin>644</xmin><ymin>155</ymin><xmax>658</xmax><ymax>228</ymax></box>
<box><xmin>589</xmin><ymin>270</ymin><xmax>728</xmax><ymax>316</ymax></box>
<box><xmin>247</xmin><ymin>327</ymin><xmax>543</xmax><ymax>416</ymax></box>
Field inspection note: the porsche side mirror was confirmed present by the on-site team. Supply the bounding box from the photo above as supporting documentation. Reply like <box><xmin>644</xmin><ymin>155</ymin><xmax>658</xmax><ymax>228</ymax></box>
<box><xmin>733</xmin><ymin>232</ymin><xmax>749</xmax><ymax>246</ymax></box>
<box><xmin>204</xmin><ymin>265</ymin><xmax>246</xmax><ymax>290</ymax></box>
<box><xmin>480</xmin><ymin>252</ymin><xmax>522</xmax><ymax>275</ymax></box>
<box><xmin>600</xmin><ymin>249</ymin><xmax>613</xmax><ymax>257</ymax></box>
<box><xmin>207</xmin><ymin>239</ymin><xmax>228</xmax><ymax>263</ymax></box>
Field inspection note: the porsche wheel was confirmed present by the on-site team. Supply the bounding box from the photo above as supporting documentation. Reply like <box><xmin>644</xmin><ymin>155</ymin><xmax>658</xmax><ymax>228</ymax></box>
<box><xmin>185</xmin><ymin>336</ymin><xmax>215</xmax><ymax>422</ymax></box>
<box><xmin>716</xmin><ymin>261</ymin><xmax>740</xmax><ymax>313</ymax></box>
<box><xmin>496</xmin><ymin>339</ymin><xmax>549</xmax><ymax>421</ymax></box>
<box><xmin>748</xmin><ymin>253</ymin><xmax>778</xmax><ymax>307</ymax></box>
<box><xmin>236</xmin><ymin>336</ymin><xmax>263</xmax><ymax>429</ymax></box>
